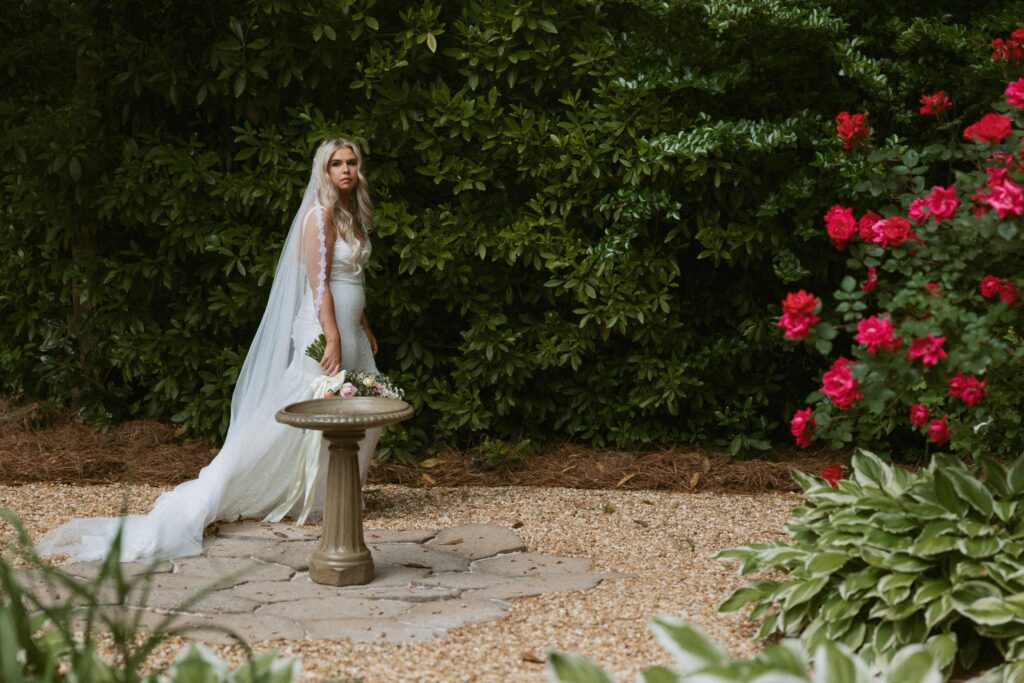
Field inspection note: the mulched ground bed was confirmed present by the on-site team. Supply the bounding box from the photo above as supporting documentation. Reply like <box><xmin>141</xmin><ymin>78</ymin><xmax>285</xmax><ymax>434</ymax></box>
<box><xmin>0</xmin><ymin>398</ymin><xmax>846</xmax><ymax>492</ymax></box>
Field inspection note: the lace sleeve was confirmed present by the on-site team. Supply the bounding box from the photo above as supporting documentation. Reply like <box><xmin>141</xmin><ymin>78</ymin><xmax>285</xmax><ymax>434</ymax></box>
<box><xmin>302</xmin><ymin>207</ymin><xmax>332</xmax><ymax>318</ymax></box>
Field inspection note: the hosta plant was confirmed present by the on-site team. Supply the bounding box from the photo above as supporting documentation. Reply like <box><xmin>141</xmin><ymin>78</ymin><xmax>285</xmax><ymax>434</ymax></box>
<box><xmin>546</xmin><ymin>617</ymin><xmax>951</xmax><ymax>683</ymax></box>
<box><xmin>716</xmin><ymin>450</ymin><xmax>1024</xmax><ymax>675</ymax></box>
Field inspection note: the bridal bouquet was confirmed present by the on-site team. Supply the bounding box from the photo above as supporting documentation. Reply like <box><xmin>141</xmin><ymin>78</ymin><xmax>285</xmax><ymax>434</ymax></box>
<box><xmin>304</xmin><ymin>334</ymin><xmax>404</xmax><ymax>399</ymax></box>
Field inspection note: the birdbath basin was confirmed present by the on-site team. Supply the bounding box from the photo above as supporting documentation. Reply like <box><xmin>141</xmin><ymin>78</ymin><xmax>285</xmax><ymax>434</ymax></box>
<box><xmin>276</xmin><ymin>396</ymin><xmax>414</xmax><ymax>586</ymax></box>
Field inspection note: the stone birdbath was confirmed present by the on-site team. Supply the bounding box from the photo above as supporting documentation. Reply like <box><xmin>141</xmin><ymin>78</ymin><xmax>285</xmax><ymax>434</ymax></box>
<box><xmin>275</xmin><ymin>396</ymin><xmax>414</xmax><ymax>586</ymax></box>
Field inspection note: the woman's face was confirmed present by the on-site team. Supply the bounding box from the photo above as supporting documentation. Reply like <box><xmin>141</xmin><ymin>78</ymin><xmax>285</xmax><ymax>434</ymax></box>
<box><xmin>328</xmin><ymin>146</ymin><xmax>359</xmax><ymax>196</ymax></box>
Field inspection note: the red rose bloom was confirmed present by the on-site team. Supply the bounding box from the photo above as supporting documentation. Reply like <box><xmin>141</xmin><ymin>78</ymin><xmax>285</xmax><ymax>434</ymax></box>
<box><xmin>920</xmin><ymin>91</ymin><xmax>952</xmax><ymax>115</ymax></box>
<box><xmin>824</xmin><ymin>205</ymin><xmax>858</xmax><ymax>250</ymax></box>
<box><xmin>820</xmin><ymin>465</ymin><xmax>843</xmax><ymax>488</ymax></box>
<box><xmin>821</xmin><ymin>357</ymin><xmax>862</xmax><ymax>410</ymax></box>
<box><xmin>948</xmin><ymin>372</ymin><xmax>987</xmax><ymax>406</ymax></box>
<box><xmin>1000</xmin><ymin>281</ymin><xmax>1020</xmax><ymax>307</ymax></box>
<box><xmin>910</xmin><ymin>403</ymin><xmax>929</xmax><ymax>427</ymax></box>
<box><xmin>790</xmin><ymin>407</ymin><xmax>815</xmax><ymax>449</ymax></box>
<box><xmin>836</xmin><ymin>112</ymin><xmax>870</xmax><ymax>150</ymax></box>
<box><xmin>857</xmin><ymin>211</ymin><xmax>882</xmax><ymax>243</ymax></box>
<box><xmin>992</xmin><ymin>37</ymin><xmax>1024</xmax><ymax>61</ymax></box>
<box><xmin>781</xmin><ymin>290</ymin><xmax>818</xmax><ymax>316</ymax></box>
<box><xmin>908</xmin><ymin>198</ymin><xmax>928</xmax><ymax>225</ymax></box>
<box><xmin>980</xmin><ymin>275</ymin><xmax>1003</xmax><ymax>298</ymax></box>
<box><xmin>929</xmin><ymin>417</ymin><xmax>950</xmax><ymax>445</ymax></box>
<box><xmin>964</xmin><ymin>113</ymin><xmax>1014</xmax><ymax>143</ymax></box>
<box><xmin>906</xmin><ymin>335</ymin><xmax>947</xmax><ymax>367</ymax></box>
<box><xmin>860</xmin><ymin>266</ymin><xmax>878</xmax><ymax>292</ymax></box>
<box><xmin>778</xmin><ymin>291</ymin><xmax>821</xmax><ymax>340</ymax></box>
<box><xmin>881</xmin><ymin>216</ymin><xmax>912</xmax><ymax>247</ymax></box>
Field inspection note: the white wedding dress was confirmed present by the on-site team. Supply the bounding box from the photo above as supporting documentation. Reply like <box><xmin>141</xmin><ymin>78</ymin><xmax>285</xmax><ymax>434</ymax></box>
<box><xmin>38</xmin><ymin>200</ymin><xmax>381</xmax><ymax>562</ymax></box>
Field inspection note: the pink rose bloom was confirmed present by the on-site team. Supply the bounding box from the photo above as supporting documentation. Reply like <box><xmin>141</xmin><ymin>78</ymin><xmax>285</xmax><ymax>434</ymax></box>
<box><xmin>980</xmin><ymin>275</ymin><xmax>1002</xmax><ymax>298</ymax></box>
<box><xmin>339</xmin><ymin>382</ymin><xmax>357</xmax><ymax>397</ymax></box>
<box><xmin>881</xmin><ymin>216</ymin><xmax>912</xmax><ymax>247</ymax></box>
<box><xmin>985</xmin><ymin>179</ymin><xmax>1024</xmax><ymax>218</ymax></box>
<box><xmin>908</xmin><ymin>198</ymin><xmax>929</xmax><ymax>225</ymax></box>
<box><xmin>929</xmin><ymin>417</ymin><xmax>950</xmax><ymax>445</ymax></box>
<box><xmin>860</xmin><ymin>266</ymin><xmax>878</xmax><ymax>292</ymax></box>
<box><xmin>778</xmin><ymin>312</ymin><xmax>819</xmax><ymax>340</ymax></box>
<box><xmin>925</xmin><ymin>185</ymin><xmax>959</xmax><ymax>221</ymax></box>
<box><xmin>1006</xmin><ymin>78</ymin><xmax>1024</xmax><ymax>109</ymax></box>
<box><xmin>821</xmin><ymin>358</ymin><xmax>862</xmax><ymax>410</ymax></box>
<box><xmin>910</xmin><ymin>403</ymin><xmax>929</xmax><ymax>427</ymax></box>
<box><xmin>855</xmin><ymin>315</ymin><xmax>901</xmax><ymax>353</ymax></box>
<box><xmin>906</xmin><ymin>335</ymin><xmax>947</xmax><ymax>367</ymax></box>
<box><xmin>824</xmin><ymin>205</ymin><xmax>858</xmax><ymax>249</ymax></box>
<box><xmin>790</xmin><ymin>407</ymin><xmax>815</xmax><ymax>449</ymax></box>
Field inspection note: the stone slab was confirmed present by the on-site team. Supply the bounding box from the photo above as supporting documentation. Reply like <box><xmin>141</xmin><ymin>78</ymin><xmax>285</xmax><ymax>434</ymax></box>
<box><xmin>463</xmin><ymin>572</ymin><xmax>607</xmax><ymax>600</ymax></box>
<box><xmin>251</xmin><ymin>540</ymin><xmax>319</xmax><ymax>571</ymax></box>
<box><xmin>171</xmin><ymin>557</ymin><xmax>295</xmax><ymax>582</ymax></box>
<box><xmin>343</xmin><ymin>585</ymin><xmax>460</xmax><ymax>603</ymax></box>
<box><xmin>426</xmin><ymin>524</ymin><xmax>527</xmax><ymax>561</ymax></box>
<box><xmin>369</xmin><ymin>543</ymin><xmax>470</xmax><ymax>573</ymax></box>
<box><xmin>400</xmin><ymin>598</ymin><xmax>510</xmax><ymax>629</ymax></box>
<box><xmin>127</xmin><ymin>588</ymin><xmax>259</xmax><ymax>614</ymax></box>
<box><xmin>214</xmin><ymin>521</ymin><xmax>319</xmax><ymax>541</ymax></box>
<box><xmin>471</xmin><ymin>552</ymin><xmax>591</xmax><ymax>576</ymax></box>
<box><xmin>257</xmin><ymin>596</ymin><xmax>411</xmax><ymax>621</ymax></box>
<box><xmin>202</xmin><ymin>537</ymin><xmax>282</xmax><ymax>559</ymax></box>
<box><xmin>63</xmin><ymin>560</ymin><xmax>173</xmax><ymax>580</ymax></box>
<box><xmin>301</xmin><ymin>617</ymin><xmax>444</xmax><ymax>642</ymax></box>
<box><xmin>158</xmin><ymin>611</ymin><xmax>305</xmax><ymax>644</ymax></box>
<box><xmin>411</xmin><ymin>571</ymin><xmax>511</xmax><ymax>591</ymax></box>
<box><xmin>364</xmin><ymin>528</ymin><xmax>437</xmax><ymax>544</ymax></box>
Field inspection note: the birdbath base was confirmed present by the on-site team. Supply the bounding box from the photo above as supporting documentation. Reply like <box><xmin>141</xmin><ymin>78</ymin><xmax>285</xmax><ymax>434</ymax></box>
<box><xmin>311</xmin><ymin>431</ymin><xmax>374</xmax><ymax>586</ymax></box>
<box><xmin>275</xmin><ymin>396</ymin><xmax>415</xmax><ymax>587</ymax></box>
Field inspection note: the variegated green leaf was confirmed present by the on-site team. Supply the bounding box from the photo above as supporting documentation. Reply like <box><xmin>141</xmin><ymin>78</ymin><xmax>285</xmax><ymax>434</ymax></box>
<box><xmin>649</xmin><ymin>617</ymin><xmax>727</xmax><ymax>674</ymax></box>
<box><xmin>883</xmin><ymin>645</ymin><xmax>942</xmax><ymax>683</ymax></box>
<box><xmin>545</xmin><ymin>652</ymin><xmax>615</xmax><ymax>683</ymax></box>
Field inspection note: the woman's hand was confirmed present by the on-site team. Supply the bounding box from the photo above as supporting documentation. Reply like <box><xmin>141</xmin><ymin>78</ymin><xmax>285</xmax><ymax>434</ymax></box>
<box><xmin>363</xmin><ymin>321</ymin><xmax>378</xmax><ymax>355</ymax></box>
<box><xmin>321</xmin><ymin>337</ymin><xmax>342</xmax><ymax>376</ymax></box>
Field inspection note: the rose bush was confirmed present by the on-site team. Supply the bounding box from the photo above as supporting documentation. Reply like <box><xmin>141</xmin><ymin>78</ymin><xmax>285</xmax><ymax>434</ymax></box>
<box><xmin>785</xmin><ymin>37</ymin><xmax>1024</xmax><ymax>458</ymax></box>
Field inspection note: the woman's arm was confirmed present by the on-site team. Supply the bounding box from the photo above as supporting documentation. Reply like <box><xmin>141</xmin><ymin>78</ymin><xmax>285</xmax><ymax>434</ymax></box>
<box><xmin>303</xmin><ymin>209</ymin><xmax>343</xmax><ymax>375</ymax></box>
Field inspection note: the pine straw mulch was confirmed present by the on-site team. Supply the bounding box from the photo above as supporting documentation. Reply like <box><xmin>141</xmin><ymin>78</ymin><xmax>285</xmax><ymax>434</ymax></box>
<box><xmin>0</xmin><ymin>399</ymin><xmax>845</xmax><ymax>493</ymax></box>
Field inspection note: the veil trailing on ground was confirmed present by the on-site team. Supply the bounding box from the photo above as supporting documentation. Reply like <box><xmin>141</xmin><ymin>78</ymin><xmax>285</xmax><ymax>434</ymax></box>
<box><xmin>38</xmin><ymin>174</ymin><xmax>330</xmax><ymax>562</ymax></box>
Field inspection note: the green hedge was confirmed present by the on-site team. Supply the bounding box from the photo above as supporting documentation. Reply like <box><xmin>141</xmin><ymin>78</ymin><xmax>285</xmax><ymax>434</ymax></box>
<box><xmin>2</xmin><ymin>0</ymin><xmax>1021</xmax><ymax>459</ymax></box>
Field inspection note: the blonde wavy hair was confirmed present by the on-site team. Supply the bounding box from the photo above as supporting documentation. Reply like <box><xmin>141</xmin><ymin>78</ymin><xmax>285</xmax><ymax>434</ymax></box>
<box><xmin>311</xmin><ymin>138</ymin><xmax>373</xmax><ymax>252</ymax></box>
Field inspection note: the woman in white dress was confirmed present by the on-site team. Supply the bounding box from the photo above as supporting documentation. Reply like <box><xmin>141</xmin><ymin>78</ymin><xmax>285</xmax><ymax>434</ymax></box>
<box><xmin>39</xmin><ymin>138</ymin><xmax>382</xmax><ymax>562</ymax></box>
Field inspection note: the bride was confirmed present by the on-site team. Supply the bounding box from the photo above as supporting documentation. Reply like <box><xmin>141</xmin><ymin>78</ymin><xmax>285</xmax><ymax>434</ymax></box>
<box><xmin>40</xmin><ymin>138</ymin><xmax>383</xmax><ymax>563</ymax></box>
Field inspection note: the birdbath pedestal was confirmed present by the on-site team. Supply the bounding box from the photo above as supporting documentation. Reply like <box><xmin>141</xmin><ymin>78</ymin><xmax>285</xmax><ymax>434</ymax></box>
<box><xmin>275</xmin><ymin>396</ymin><xmax>414</xmax><ymax>586</ymax></box>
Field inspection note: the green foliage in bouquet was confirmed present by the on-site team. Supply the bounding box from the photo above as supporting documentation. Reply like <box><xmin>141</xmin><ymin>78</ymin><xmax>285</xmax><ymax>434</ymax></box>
<box><xmin>546</xmin><ymin>617</ymin><xmax>952</xmax><ymax>683</ymax></box>
<box><xmin>4</xmin><ymin>0</ymin><xmax>1024</xmax><ymax>458</ymax></box>
<box><xmin>0</xmin><ymin>509</ymin><xmax>299</xmax><ymax>682</ymax></box>
<box><xmin>716</xmin><ymin>451</ymin><xmax>1024</xmax><ymax>677</ymax></box>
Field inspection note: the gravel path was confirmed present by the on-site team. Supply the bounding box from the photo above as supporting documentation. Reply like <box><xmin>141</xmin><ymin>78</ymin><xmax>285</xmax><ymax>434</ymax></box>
<box><xmin>1</xmin><ymin>482</ymin><xmax>800</xmax><ymax>682</ymax></box>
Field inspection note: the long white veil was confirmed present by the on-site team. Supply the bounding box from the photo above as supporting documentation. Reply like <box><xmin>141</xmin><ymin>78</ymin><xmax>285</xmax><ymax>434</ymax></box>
<box><xmin>38</xmin><ymin>173</ymin><xmax>326</xmax><ymax>562</ymax></box>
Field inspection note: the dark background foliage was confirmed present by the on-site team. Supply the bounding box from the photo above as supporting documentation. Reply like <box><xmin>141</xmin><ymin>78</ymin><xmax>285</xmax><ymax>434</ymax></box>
<box><xmin>2</xmin><ymin>0</ymin><xmax>1021</xmax><ymax>460</ymax></box>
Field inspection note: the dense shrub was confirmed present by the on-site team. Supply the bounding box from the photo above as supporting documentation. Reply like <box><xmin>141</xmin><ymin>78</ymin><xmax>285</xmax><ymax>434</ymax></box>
<box><xmin>717</xmin><ymin>451</ymin><xmax>1024</xmax><ymax>677</ymax></box>
<box><xmin>546</xmin><ymin>616</ymin><xmax>951</xmax><ymax>682</ymax></box>
<box><xmin>3</xmin><ymin>1</ymin><xmax>1023</xmax><ymax>458</ymax></box>
<box><xmin>781</xmin><ymin>55</ymin><xmax>1024</xmax><ymax>458</ymax></box>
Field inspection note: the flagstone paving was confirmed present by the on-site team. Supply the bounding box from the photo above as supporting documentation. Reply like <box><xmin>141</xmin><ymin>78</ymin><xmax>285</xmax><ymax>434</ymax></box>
<box><xmin>28</xmin><ymin>522</ymin><xmax>617</xmax><ymax>645</ymax></box>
